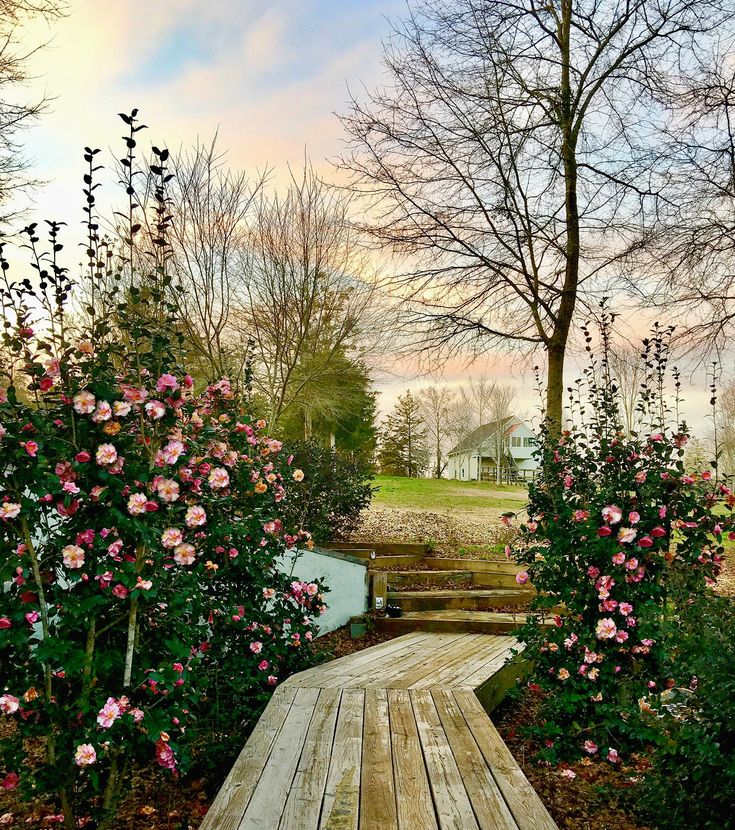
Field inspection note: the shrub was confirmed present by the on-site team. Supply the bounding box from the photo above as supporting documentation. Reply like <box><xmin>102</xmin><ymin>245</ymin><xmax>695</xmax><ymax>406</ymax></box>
<box><xmin>635</xmin><ymin>593</ymin><xmax>735</xmax><ymax>830</ymax></box>
<box><xmin>512</xmin><ymin>321</ymin><xmax>730</xmax><ymax>765</ymax></box>
<box><xmin>278</xmin><ymin>439</ymin><xmax>375</xmax><ymax>542</ymax></box>
<box><xmin>0</xmin><ymin>113</ymin><xmax>326</xmax><ymax>828</ymax></box>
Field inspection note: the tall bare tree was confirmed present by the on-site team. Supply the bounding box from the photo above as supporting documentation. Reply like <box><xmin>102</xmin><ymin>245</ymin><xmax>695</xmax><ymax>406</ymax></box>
<box><xmin>0</xmin><ymin>1</ymin><xmax>67</xmax><ymax>221</ymax></box>
<box><xmin>419</xmin><ymin>384</ymin><xmax>455</xmax><ymax>477</ymax></box>
<box><xmin>238</xmin><ymin>163</ymin><xmax>378</xmax><ymax>428</ymax></box>
<box><xmin>340</xmin><ymin>0</ymin><xmax>729</xmax><ymax>433</ymax></box>
<box><xmin>609</xmin><ymin>343</ymin><xmax>644</xmax><ymax>436</ymax></box>
<box><xmin>170</xmin><ymin>136</ymin><xmax>266</xmax><ymax>382</ymax></box>
<box><xmin>487</xmin><ymin>383</ymin><xmax>516</xmax><ymax>484</ymax></box>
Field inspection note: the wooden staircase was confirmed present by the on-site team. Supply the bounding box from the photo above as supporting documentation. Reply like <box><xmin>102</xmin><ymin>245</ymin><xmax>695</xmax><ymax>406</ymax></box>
<box><xmin>326</xmin><ymin>545</ymin><xmax>542</xmax><ymax>636</ymax></box>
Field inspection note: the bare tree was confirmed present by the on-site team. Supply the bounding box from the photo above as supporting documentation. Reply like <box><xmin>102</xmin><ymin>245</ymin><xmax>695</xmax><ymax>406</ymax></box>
<box><xmin>609</xmin><ymin>343</ymin><xmax>644</xmax><ymax>436</ymax></box>
<box><xmin>419</xmin><ymin>384</ymin><xmax>455</xmax><ymax>477</ymax></box>
<box><xmin>0</xmin><ymin>1</ymin><xmax>67</xmax><ymax>221</ymax></box>
<box><xmin>716</xmin><ymin>381</ymin><xmax>735</xmax><ymax>476</ymax></box>
<box><xmin>339</xmin><ymin>0</ymin><xmax>729</xmax><ymax>433</ymax></box>
<box><xmin>238</xmin><ymin>163</ymin><xmax>378</xmax><ymax>429</ymax></box>
<box><xmin>170</xmin><ymin>136</ymin><xmax>267</xmax><ymax>382</ymax></box>
<box><xmin>488</xmin><ymin>383</ymin><xmax>516</xmax><ymax>484</ymax></box>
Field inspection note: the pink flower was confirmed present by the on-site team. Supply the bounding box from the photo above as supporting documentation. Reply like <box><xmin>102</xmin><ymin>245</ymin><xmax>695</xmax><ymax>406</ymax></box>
<box><xmin>659</xmin><ymin>506</ymin><xmax>667</xmax><ymax>518</ymax></box>
<box><xmin>612</xmin><ymin>551</ymin><xmax>626</xmax><ymax>565</ymax></box>
<box><xmin>637</xmin><ymin>536</ymin><xmax>653</xmax><ymax>548</ymax></box>
<box><xmin>595</xmin><ymin>618</ymin><xmax>617</xmax><ymax>639</ymax></box>
<box><xmin>587</xmin><ymin>566</ymin><xmax>600</xmax><ymax>579</ymax></box>
<box><xmin>635</xmin><ymin>471</ymin><xmax>647</xmax><ymax>484</ymax></box>
<box><xmin>24</xmin><ymin>441</ymin><xmax>38</xmax><ymax>457</ymax></box>
<box><xmin>572</xmin><ymin>509</ymin><xmax>589</xmax><ymax>522</ymax></box>
<box><xmin>75</xmin><ymin>450</ymin><xmax>91</xmax><ymax>463</ymax></box>
<box><xmin>607</xmin><ymin>748</ymin><xmax>619</xmax><ymax>763</ymax></box>
<box><xmin>208</xmin><ymin>467</ymin><xmax>230</xmax><ymax>489</ymax></box>
<box><xmin>62</xmin><ymin>544</ymin><xmax>85</xmax><ymax>569</ymax></box>
<box><xmin>516</xmin><ymin>571</ymin><xmax>530</xmax><ymax>585</ymax></box>
<box><xmin>173</xmin><ymin>543</ymin><xmax>196</xmax><ymax>565</ymax></box>
<box><xmin>135</xmin><ymin>577</ymin><xmax>153</xmax><ymax>591</ymax></box>
<box><xmin>74</xmin><ymin>744</ymin><xmax>97</xmax><ymax>766</ymax></box>
<box><xmin>619</xmin><ymin>602</ymin><xmax>633</xmax><ymax>615</ymax></box>
<box><xmin>161</xmin><ymin>439</ymin><xmax>185</xmax><ymax>464</ymax></box>
<box><xmin>73</xmin><ymin>391</ymin><xmax>96</xmax><ymax>414</ymax></box>
<box><xmin>95</xmin><ymin>443</ymin><xmax>118</xmax><ymax>466</ymax></box>
<box><xmin>156</xmin><ymin>478</ymin><xmax>180</xmax><ymax>503</ymax></box>
<box><xmin>650</xmin><ymin>526</ymin><xmax>666</xmax><ymax>538</ymax></box>
<box><xmin>583</xmin><ymin>740</ymin><xmax>598</xmax><ymax>754</ymax></box>
<box><xmin>0</xmin><ymin>694</ymin><xmax>20</xmax><ymax>714</ymax></box>
<box><xmin>597</xmin><ymin>526</ymin><xmax>612</xmax><ymax>537</ymax></box>
<box><xmin>0</xmin><ymin>618</ymin><xmax>10</xmax><ymax>629</ymax></box>
<box><xmin>127</xmin><ymin>493</ymin><xmax>148</xmax><ymax>515</ymax></box>
<box><xmin>618</xmin><ymin>527</ymin><xmax>637</xmax><ymax>544</ymax></box>
<box><xmin>625</xmin><ymin>557</ymin><xmax>639</xmax><ymax>570</ymax></box>
<box><xmin>145</xmin><ymin>400</ymin><xmax>166</xmax><ymax>420</ymax></box>
<box><xmin>558</xmin><ymin>668</ymin><xmax>570</xmax><ymax>680</ymax></box>
<box><xmin>111</xmin><ymin>584</ymin><xmax>128</xmax><ymax>600</ymax></box>
<box><xmin>0</xmin><ymin>503</ymin><xmax>21</xmax><ymax>521</ymax></box>
<box><xmin>267</xmin><ymin>675</ymin><xmax>278</xmax><ymax>685</ymax></box>
<box><xmin>97</xmin><ymin>698</ymin><xmax>121</xmax><ymax>729</ymax></box>
<box><xmin>161</xmin><ymin>528</ymin><xmax>183</xmax><ymax>549</ymax></box>
<box><xmin>263</xmin><ymin>587</ymin><xmax>275</xmax><ymax>600</ymax></box>
<box><xmin>122</xmin><ymin>386</ymin><xmax>148</xmax><ymax>404</ymax></box>
<box><xmin>563</xmin><ymin>475</ymin><xmax>574</xmax><ymax>488</ymax></box>
<box><xmin>92</xmin><ymin>401</ymin><xmax>112</xmax><ymax>422</ymax></box>
<box><xmin>113</xmin><ymin>400</ymin><xmax>132</xmax><ymax>417</ymax></box>
<box><xmin>560</xmin><ymin>768</ymin><xmax>576</xmax><ymax>779</ymax></box>
<box><xmin>185</xmin><ymin>505</ymin><xmax>206</xmax><ymax>527</ymax></box>
<box><xmin>628</xmin><ymin>511</ymin><xmax>640</xmax><ymax>525</ymax></box>
<box><xmin>601</xmin><ymin>505</ymin><xmax>623</xmax><ymax>524</ymax></box>
<box><xmin>156</xmin><ymin>373</ymin><xmax>179</xmax><ymax>393</ymax></box>
<box><xmin>258</xmin><ymin>660</ymin><xmax>269</xmax><ymax>671</ymax></box>
<box><xmin>1</xmin><ymin>772</ymin><xmax>19</xmax><ymax>790</ymax></box>
<box><xmin>250</xmin><ymin>641</ymin><xmax>263</xmax><ymax>654</ymax></box>
<box><xmin>292</xmin><ymin>469</ymin><xmax>305</xmax><ymax>482</ymax></box>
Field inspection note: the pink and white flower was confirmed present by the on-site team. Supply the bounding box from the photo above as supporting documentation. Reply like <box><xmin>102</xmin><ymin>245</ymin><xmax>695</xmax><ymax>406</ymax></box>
<box><xmin>601</xmin><ymin>505</ymin><xmax>623</xmax><ymax>524</ymax></box>
<box><xmin>73</xmin><ymin>391</ymin><xmax>96</xmax><ymax>414</ymax></box>
<box><xmin>62</xmin><ymin>544</ymin><xmax>85</xmax><ymax>569</ymax></box>
<box><xmin>161</xmin><ymin>528</ymin><xmax>183</xmax><ymax>549</ymax></box>
<box><xmin>617</xmin><ymin>527</ymin><xmax>637</xmax><ymax>544</ymax></box>
<box><xmin>0</xmin><ymin>695</ymin><xmax>20</xmax><ymax>715</ymax></box>
<box><xmin>113</xmin><ymin>400</ymin><xmax>132</xmax><ymax>418</ymax></box>
<box><xmin>92</xmin><ymin>401</ymin><xmax>112</xmax><ymax>422</ymax></box>
<box><xmin>161</xmin><ymin>439</ymin><xmax>185</xmax><ymax>464</ymax></box>
<box><xmin>95</xmin><ymin>443</ymin><xmax>118</xmax><ymax>466</ymax></box>
<box><xmin>156</xmin><ymin>478</ymin><xmax>180</xmax><ymax>503</ymax></box>
<box><xmin>145</xmin><ymin>400</ymin><xmax>166</xmax><ymax>420</ymax></box>
<box><xmin>173</xmin><ymin>543</ymin><xmax>196</xmax><ymax>565</ymax></box>
<box><xmin>208</xmin><ymin>467</ymin><xmax>230</xmax><ymax>489</ymax></box>
<box><xmin>97</xmin><ymin>698</ymin><xmax>121</xmax><ymax>729</ymax></box>
<box><xmin>292</xmin><ymin>469</ymin><xmax>305</xmax><ymax>482</ymax></box>
<box><xmin>0</xmin><ymin>503</ymin><xmax>21</xmax><ymax>521</ymax></box>
<box><xmin>185</xmin><ymin>505</ymin><xmax>206</xmax><ymax>527</ymax></box>
<box><xmin>127</xmin><ymin>493</ymin><xmax>148</xmax><ymax>515</ymax></box>
<box><xmin>156</xmin><ymin>373</ymin><xmax>179</xmax><ymax>393</ymax></box>
<box><xmin>595</xmin><ymin>618</ymin><xmax>618</xmax><ymax>639</ymax></box>
<box><xmin>74</xmin><ymin>744</ymin><xmax>97</xmax><ymax>766</ymax></box>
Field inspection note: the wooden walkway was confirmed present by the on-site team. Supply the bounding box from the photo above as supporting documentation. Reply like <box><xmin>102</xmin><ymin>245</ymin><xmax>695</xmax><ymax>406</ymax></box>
<box><xmin>200</xmin><ymin>632</ymin><xmax>558</xmax><ymax>830</ymax></box>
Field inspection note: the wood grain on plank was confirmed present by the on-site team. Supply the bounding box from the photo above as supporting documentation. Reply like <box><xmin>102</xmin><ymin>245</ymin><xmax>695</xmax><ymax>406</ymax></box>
<box><xmin>319</xmin><ymin>689</ymin><xmax>365</xmax><ymax>830</ymax></box>
<box><xmin>359</xmin><ymin>688</ymin><xmax>398</xmax><ymax>830</ymax></box>
<box><xmin>238</xmin><ymin>687</ymin><xmax>320</xmax><ymax>830</ymax></box>
<box><xmin>410</xmin><ymin>689</ymin><xmax>479</xmax><ymax>830</ymax></box>
<box><xmin>388</xmin><ymin>689</ymin><xmax>439</xmax><ymax>830</ymax></box>
<box><xmin>199</xmin><ymin>686</ymin><xmax>297</xmax><ymax>830</ymax></box>
<box><xmin>453</xmin><ymin>689</ymin><xmax>558</xmax><ymax>830</ymax></box>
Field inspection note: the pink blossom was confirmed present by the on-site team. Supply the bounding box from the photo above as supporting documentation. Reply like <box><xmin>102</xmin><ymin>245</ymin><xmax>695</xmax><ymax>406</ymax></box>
<box><xmin>23</xmin><ymin>441</ymin><xmax>38</xmax><ymax>457</ymax></box>
<box><xmin>156</xmin><ymin>373</ymin><xmax>179</xmax><ymax>393</ymax></box>
<box><xmin>625</xmin><ymin>557</ymin><xmax>639</xmax><ymax>570</ymax></box>
<box><xmin>173</xmin><ymin>543</ymin><xmax>196</xmax><ymax>565</ymax></box>
<box><xmin>628</xmin><ymin>511</ymin><xmax>640</xmax><ymax>524</ymax></box>
<box><xmin>659</xmin><ymin>506</ymin><xmax>667</xmax><ymax>518</ymax></box>
<box><xmin>145</xmin><ymin>400</ymin><xmax>166</xmax><ymax>420</ymax></box>
<box><xmin>156</xmin><ymin>478</ymin><xmax>180</xmax><ymax>503</ymax></box>
<box><xmin>572</xmin><ymin>509</ymin><xmax>589</xmax><ymax>522</ymax></box>
<box><xmin>122</xmin><ymin>386</ymin><xmax>148</xmax><ymax>404</ymax></box>
<box><xmin>292</xmin><ymin>468</ymin><xmax>305</xmax><ymax>482</ymax></box>
<box><xmin>635</xmin><ymin>471</ymin><xmax>647</xmax><ymax>484</ymax></box>
<box><xmin>638</xmin><ymin>536</ymin><xmax>653</xmax><ymax>548</ymax></box>
<box><xmin>75</xmin><ymin>744</ymin><xmax>97</xmax><ymax>766</ymax></box>
<box><xmin>267</xmin><ymin>675</ymin><xmax>278</xmax><ymax>685</ymax></box>
<box><xmin>583</xmin><ymin>740</ymin><xmax>598</xmax><ymax>754</ymax></box>
<box><xmin>601</xmin><ymin>505</ymin><xmax>623</xmax><ymax>524</ymax></box>
<box><xmin>596</xmin><ymin>618</ymin><xmax>617</xmax><ymax>639</ymax></box>
<box><xmin>62</xmin><ymin>544</ymin><xmax>85</xmax><ymax>569</ymax></box>
<box><xmin>607</xmin><ymin>748</ymin><xmax>619</xmax><ymax>763</ymax></box>
<box><xmin>1</xmin><ymin>772</ymin><xmax>19</xmax><ymax>790</ymax></box>
<box><xmin>162</xmin><ymin>439</ymin><xmax>185</xmax><ymax>464</ymax></box>
<box><xmin>587</xmin><ymin>566</ymin><xmax>600</xmax><ymax>580</ymax></box>
<box><xmin>612</xmin><ymin>551</ymin><xmax>626</xmax><ymax>566</ymax></box>
<box><xmin>0</xmin><ymin>695</ymin><xmax>20</xmax><ymax>714</ymax></box>
<box><xmin>563</xmin><ymin>475</ymin><xmax>574</xmax><ymax>488</ymax></box>
<box><xmin>113</xmin><ymin>400</ymin><xmax>132</xmax><ymax>417</ymax></box>
<box><xmin>598</xmin><ymin>526</ymin><xmax>612</xmax><ymax>537</ymax></box>
<box><xmin>73</xmin><ymin>391</ymin><xmax>96</xmax><ymax>414</ymax></box>
<box><xmin>619</xmin><ymin>602</ymin><xmax>633</xmax><ymax>615</ymax></box>
<box><xmin>0</xmin><ymin>618</ymin><xmax>10</xmax><ymax>629</ymax></box>
<box><xmin>258</xmin><ymin>660</ymin><xmax>269</xmax><ymax>671</ymax></box>
<box><xmin>111</xmin><ymin>584</ymin><xmax>128</xmax><ymax>600</ymax></box>
<box><xmin>516</xmin><ymin>571</ymin><xmax>530</xmax><ymax>585</ymax></box>
<box><xmin>560</xmin><ymin>768</ymin><xmax>576</xmax><ymax>779</ymax></box>
<box><xmin>208</xmin><ymin>467</ymin><xmax>230</xmax><ymax>489</ymax></box>
<box><xmin>650</xmin><ymin>526</ymin><xmax>666</xmax><ymax>538</ymax></box>
<box><xmin>161</xmin><ymin>528</ymin><xmax>183</xmax><ymax>549</ymax></box>
<box><xmin>96</xmin><ymin>443</ymin><xmax>118</xmax><ymax>466</ymax></box>
<box><xmin>127</xmin><ymin>493</ymin><xmax>148</xmax><ymax>515</ymax></box>
<box><xmin>185</xmin><ymin>505</ymin><xmax>206</xmax><ymax>527</ymax></box>
<box><xmin>250</xmin><ymin>641</ymin><xmax>263</xmax><ymax>654</ymax></box>
<box><xmin>97</xmin><ymin>698</ymin><xmax>121</xmax><ymax>729</ymax></box>
<box><xmin>92</xmin><ymin>401</ymin><xmax>112</xmax><ymax>422</ymax></box>
<box><xmin>618</xmin><ymin>527</ymin><xmax>637</xmax><ymax>544</ymax></box>
<box><xmin>0</xmin><ymin>503</ymin><xmax>21</xmax><ymax>521</ymax></box>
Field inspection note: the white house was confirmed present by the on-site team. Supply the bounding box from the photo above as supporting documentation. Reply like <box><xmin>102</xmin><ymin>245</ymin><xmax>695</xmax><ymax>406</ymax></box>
<box><xmin>446</xmin><ymin>416</ymin><xmax>539</xmax><ymax>482</ymax></box>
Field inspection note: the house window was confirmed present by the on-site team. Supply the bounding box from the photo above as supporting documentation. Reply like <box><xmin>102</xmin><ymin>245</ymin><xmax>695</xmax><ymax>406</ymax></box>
<box><xmin>511</xmin><ymin>436</ymin><xmax>521</xmax><ymax>447</ymax></box>
<box><xmin>523</xmin><ymin>437</ymin><xmax>537</xmax><ymax>447</ymax></box>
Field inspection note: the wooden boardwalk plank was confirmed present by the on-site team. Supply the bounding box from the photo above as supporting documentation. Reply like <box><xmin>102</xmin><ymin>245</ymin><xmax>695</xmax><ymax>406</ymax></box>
<box><xmin>319</xmin><ymin>689</ymin><xmax>365</xmax><ymax>830</ymax></box>
<box><xmin>279</xmin><ymin>688</ymin><xmax>342</xmax><ymax>830</ymax></box>
<box><xmin>359</xmin><ymin>688</ymin><xmax>399</xmax><ymax>830</ymax></box>
<box><xmin>407</xmin><ymin>635</ymin><xmax>508</xmax><ymax>689</ymax></box>
<box><xmin>432</xmin><ymin>689</ymin><xmax>519</xmax><ymax>830</ymax></box>
<box><xmin>238</xmin><ymin>687</ymin><xmax>321</xmax><ymax>830</ymax></box>
<box><xmin>453</xmin><ymin>689</ymin><xmax>558</xmax><ymax>830</ymax></box>
<box><xmin>388</xmin><ymin>689</ymin><xmax>439</xmax><ymax>830</ymax></box>
<box><xmin>410</xmin><ymin>689</ymin><xmax>479</xmax><ymax>830</ymax></box>
<box><xmin>199</xmin><ymin>687</ymin><xmax>297</xmax><ymax>830</ymax></box>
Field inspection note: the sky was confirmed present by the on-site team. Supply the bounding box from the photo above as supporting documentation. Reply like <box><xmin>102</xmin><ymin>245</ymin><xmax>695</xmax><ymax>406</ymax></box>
<box><xmin>9</xmin><ymin>0</ymin><xmax>717</xmax><ymax>431</ymax></box>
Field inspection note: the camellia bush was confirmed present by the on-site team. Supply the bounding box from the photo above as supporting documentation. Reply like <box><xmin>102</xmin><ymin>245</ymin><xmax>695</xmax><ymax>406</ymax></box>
<box><xmin>512</xmin><ymin>320</ymin><xmax>731</xmax><ymax>767</ymax></box>
<box><xmin>0</xmin><ymin>114</ymin><xmax>326</xmax><ymax>829</ymax></box>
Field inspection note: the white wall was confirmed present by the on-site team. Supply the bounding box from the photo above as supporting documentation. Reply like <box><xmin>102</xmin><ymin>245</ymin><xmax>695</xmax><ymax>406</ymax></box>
<box><xmin>277</xmin><ymin>546</ymin><xmax>369</xmax><ymax>635</ymax></box>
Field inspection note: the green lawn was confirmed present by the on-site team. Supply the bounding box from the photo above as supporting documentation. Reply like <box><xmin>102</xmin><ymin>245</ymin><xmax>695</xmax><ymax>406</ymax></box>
<box><xmin>372</xmin><ymin>475</ymin><xmax>528</xmax><ymax>513</ymax></box>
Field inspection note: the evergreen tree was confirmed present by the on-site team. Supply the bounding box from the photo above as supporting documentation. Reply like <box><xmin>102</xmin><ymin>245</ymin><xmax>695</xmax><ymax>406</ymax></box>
<box><xmin>379</xmin><ymin>390</ymin><xmax>428</xmax><ymax>477</ymax></box>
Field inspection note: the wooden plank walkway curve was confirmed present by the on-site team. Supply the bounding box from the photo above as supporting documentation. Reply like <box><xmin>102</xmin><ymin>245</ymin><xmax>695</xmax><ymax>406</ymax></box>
<box><xmin>200</xmin><ymin>632</ymin><xmax>558</xmax><ymax>830</ymax></box>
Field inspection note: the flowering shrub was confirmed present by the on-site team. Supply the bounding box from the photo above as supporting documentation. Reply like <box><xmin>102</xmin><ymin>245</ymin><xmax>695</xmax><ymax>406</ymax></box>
<box><xmin>0</xmin><ymin>114</ymin><xmax>326</xmax><ymax>828</ymax></box>
<box><xmin>512</xmin><ymin>324</ymin><xmax>731</xmax><ymax>765</ymax></box>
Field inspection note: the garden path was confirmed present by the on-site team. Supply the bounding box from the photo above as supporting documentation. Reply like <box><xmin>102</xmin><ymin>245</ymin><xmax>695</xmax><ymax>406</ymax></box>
<box><xmin>199</xmin><ymin>631</ymin><xmax>558</xmax><ymax>830</ymax></box>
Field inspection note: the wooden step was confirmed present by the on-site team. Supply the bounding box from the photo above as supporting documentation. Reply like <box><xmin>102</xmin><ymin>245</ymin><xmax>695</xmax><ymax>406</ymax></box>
<box><xmin>387</xmin><ymin>569</ymin><xmax>473</xmax><ymax>588</ymax></box>
<box><xmin>376</xmin><ymin>610</ymin><xmax>534</xmax><ymax>635</ymax></box>
<box><xmin>423</xmin><ymin>557</ymin><xmax>536</xmax><ymax>590</ymax></box>
<box><xmin>388</xmin><ymin>589</ymin><xmax>533</xmax><ymax>612</ymax></box>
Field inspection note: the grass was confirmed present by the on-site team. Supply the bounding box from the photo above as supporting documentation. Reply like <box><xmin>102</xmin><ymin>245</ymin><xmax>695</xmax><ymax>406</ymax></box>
<box><xmin>372</xmin><ymin>475</ymin><xmax>528</xmax><ymax>513</ymax></box>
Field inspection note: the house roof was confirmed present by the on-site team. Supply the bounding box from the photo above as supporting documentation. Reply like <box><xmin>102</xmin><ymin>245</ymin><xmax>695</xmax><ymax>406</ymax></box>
<box><xmin>448</xmin><ymin>416</ymin><xmax>520</xmax><ymax>455</ymax></box>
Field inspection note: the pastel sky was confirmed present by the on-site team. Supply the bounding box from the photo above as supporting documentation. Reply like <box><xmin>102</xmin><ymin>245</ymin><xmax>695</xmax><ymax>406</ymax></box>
<box><xmin>11</xmin><ymin>0</ymin><xmax>716</xmax><ymax>430</ymax></box>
